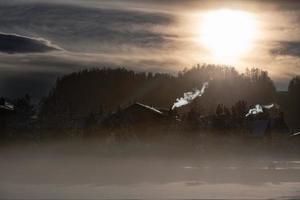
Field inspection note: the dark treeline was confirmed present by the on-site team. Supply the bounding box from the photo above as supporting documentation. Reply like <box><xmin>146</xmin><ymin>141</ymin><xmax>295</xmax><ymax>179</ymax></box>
<box><xmin>278</xmin><ymin>76</ymin><xmax>300</xmax><ymax>130</ymax></box>
<box><xmin>39</xmin><ymin>64</ymin><xmax>275</xmax><ymax>122</ymax></box>
<box><xmin>1</xmin><ymin>64</ymin><xmax>300</xmax><ymax>140</ymax></box>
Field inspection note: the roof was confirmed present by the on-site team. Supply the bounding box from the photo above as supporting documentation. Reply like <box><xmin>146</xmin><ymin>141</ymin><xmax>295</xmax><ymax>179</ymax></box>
<box><xmin>0</xmin><ymin>101</ymin><xmax>14</xmax><ymax>112</ymax></box>
<box><xmin>290</xmin><ymin>132</ymin><xmax>300</xmax><ymax>137</ymax></box>
<box><xmin>103</xmin><ymin>102</ymin><xmax>172</xmax><ymax>127</ymax></box>
<box><xmin>134</xmin><ymin>102</ymin><xmax>163</xmax><ymax>115</ymax></box>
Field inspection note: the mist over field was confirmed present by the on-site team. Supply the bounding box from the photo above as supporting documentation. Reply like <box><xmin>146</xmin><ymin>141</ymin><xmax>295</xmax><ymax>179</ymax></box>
<box><xmin>0</xmin><ymin>136</ymin><xmax>299</xmax><ymax>199</ymax></box>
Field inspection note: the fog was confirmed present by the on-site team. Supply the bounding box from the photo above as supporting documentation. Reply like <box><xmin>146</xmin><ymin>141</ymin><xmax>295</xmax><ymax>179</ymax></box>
<box><xmin>1</xmin><ymin>137</ymin><xmax>299</xmax><ymax>199</ymax></box>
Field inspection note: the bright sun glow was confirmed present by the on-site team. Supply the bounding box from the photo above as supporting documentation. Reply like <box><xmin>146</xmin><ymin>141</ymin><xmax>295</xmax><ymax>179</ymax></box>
<box><xmin>201</xmin><ymin>9</ymin><xmax>258</xmax><ymax>64</ymax></box>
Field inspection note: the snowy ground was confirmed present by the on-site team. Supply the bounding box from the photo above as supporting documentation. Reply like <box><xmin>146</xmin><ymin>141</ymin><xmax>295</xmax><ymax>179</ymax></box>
<box><xmin>0</xmin><ymin>141</ymin><xmax>299</xmax><ymax>199</ymax></box>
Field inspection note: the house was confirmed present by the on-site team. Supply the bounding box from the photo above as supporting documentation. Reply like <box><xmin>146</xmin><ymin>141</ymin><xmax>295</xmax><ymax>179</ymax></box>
<box><xmin>246</xmin><ymin>105</ymin><xmax>289</xmax><ymax>138</ymax></box>
<box><xmin>289</xmin><ymin>132</ymin><xmax>300</xmax><ymax>145</ymax></box>
<box><xmin>103</xmin><ymin>102</ymin><xmax>178</xmax><ymax>129</ymax></box>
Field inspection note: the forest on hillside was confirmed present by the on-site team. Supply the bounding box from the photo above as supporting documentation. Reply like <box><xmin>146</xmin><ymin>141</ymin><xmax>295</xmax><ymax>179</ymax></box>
<box><xmin>1</xmin><ymin>64</ymin><xmax>300</xmax><ymax>139</ymax></box>
<box><xmin>40</xmin><ymin>65</ymin><xmax>276</xmax><ymax>118</ymax></box>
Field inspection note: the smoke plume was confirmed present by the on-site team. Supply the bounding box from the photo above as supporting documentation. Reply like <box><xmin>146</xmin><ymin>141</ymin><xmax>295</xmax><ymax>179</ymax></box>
<box><xmin>172</xmin><ymin>82</ymin><xmax>208</xmax><ymax>110</ymax></box>
<box><xmin>245</xmin><ymin>104</ymin><xmax>274</xmax><ymax>117</ymax></box>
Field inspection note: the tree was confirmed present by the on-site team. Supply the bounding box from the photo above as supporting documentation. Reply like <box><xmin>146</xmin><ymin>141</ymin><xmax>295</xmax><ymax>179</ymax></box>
<box><xmin>287</xmin><ymin>76</ymin><xmax>300</xmax><ymax>129</ymax></box>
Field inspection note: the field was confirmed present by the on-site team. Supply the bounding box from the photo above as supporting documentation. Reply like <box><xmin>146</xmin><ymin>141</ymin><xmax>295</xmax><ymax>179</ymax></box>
<box><xmin>0</xmin><ymin>135</ymin><xmax>299</xmax><ymax>199</ymax></box>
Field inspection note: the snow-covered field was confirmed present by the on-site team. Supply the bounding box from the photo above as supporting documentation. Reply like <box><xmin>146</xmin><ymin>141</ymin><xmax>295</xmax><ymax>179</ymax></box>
<box><xmin>0</xmin><ymin>141</ymin><xmax>299</xmax><ymax>199</ymax></box>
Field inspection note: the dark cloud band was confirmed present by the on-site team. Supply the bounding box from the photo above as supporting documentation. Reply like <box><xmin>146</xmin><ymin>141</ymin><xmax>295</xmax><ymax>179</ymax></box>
<box><xmin>0</xmin><ymin>3</ymin><xmax>176</xmax><ymax>52</ymax></box>
<box><xmin>0</xmin><ymin>33</ymin><xmax>62</xmax><ymax>54</ymax></box>
<box><xmin>270</xmin><ymin>41</ymin><xmax>300</xmax><ymax>57</ymax></box>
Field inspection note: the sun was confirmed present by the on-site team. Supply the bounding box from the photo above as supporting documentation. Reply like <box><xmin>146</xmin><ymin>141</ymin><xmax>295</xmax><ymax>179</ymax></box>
<box><xmin>200</xmin><ymin>9</ymin><xmax>258</xmax><ymax>64</ymax></box>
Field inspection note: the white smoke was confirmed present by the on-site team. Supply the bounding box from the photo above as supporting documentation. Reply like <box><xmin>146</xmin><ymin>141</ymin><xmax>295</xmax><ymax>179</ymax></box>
<box><xmin>0</xmin><ymin>101</ymin><xmax>14</xmax><ymax>111</ymax></box>
<box><xmin>172</xmin><ymin>82</ymin><xmax>209</xmax><ymax>110</ymax></box>
<box><xmin>5</xmin><ymin>101</ymin><xmax>14</xmax><ymax>110</ymax></box>
<box><xmin>291</xmin><ymin>131</ymin><xmax>300</xmax><ymax>137</ymax></box>
<box><xmin>245</xmin><ymin>104</ymin><xmax>274</xmax><ymax>117</ymax></box>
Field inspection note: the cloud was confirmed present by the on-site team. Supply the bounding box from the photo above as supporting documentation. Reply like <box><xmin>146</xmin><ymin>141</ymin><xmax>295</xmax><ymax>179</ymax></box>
<box><xmin>270</xmin><ymin>41</ymin><xmax>300</xmax><ymax>57</ymax></box>
<box><xmin>0</xmin><ymin>1</ymin><xmax>183</xmax><ymax>98</ymax></box>
<box><xmin>0</xmin><ymin>3</ymin><xmax>176</xmax><ymax>53</ymax></box>
<box><xmin>0</xmin><ymin>0</ymin><xmax>300</xmax><ymax>98</ymax></box>
<box><xmin>0</xmin><ymin>33</ymin><xmax>62</xmax><ymax>54</ymax></box>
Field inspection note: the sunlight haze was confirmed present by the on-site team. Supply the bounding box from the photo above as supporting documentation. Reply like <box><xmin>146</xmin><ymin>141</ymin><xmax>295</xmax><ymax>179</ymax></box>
<box><xmin>199</xmin><ymin>9</ymin><xmax>258</xmax><ymax>64</ymax></box>
<box><xmin>0</xmin><ymin>0</ymin><xmax>299</xmax><ymax>94</ymax></box>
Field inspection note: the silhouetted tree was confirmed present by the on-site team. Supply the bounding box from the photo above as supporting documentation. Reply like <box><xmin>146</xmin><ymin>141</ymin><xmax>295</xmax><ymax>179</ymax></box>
<box><xmin>286</xmin><ymin>76</ymin><xmax>300</xmax><ymax>129</ymax></box>
<box><xmin>231</xmin><ymin>100</ymin><xmax>247</xmax><ymax>127</ymax></box>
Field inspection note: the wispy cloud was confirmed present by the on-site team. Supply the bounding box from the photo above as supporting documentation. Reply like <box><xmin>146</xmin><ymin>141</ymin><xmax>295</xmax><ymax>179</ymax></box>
<box><xmin>270</xmin><ymin>41</ymin><xmax>300</xmax><ymax>57</ymax></box>
<box><xmin>0</xmin><ymin>3</ymin><xmax>176</xmax><ymax>53</ymax></box>
<box><xmin>0</xmin><ymin>32</ymin><xmax>62</xmax><ymax>54</ymax></box>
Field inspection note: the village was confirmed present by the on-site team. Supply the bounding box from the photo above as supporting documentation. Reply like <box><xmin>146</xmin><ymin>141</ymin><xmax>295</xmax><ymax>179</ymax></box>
<box><xmin>0</xmin><ymin>95</ymin><xmax>298</xmax><ymax>144</ymax></box>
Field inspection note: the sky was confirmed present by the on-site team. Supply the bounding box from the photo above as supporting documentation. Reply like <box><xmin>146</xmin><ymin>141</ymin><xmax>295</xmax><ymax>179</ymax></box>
<box><xmin>1</xmin><ymin>0</ymin><xmax>300</xmax><ymax>98</ymax></box>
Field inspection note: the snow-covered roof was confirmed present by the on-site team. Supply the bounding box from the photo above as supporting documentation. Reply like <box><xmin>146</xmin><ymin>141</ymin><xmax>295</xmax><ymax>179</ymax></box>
<box><xmin>0</xmin><ymin>101</ymin><xmax>14</xmax><ymax>111</ymax></box>
<box><xmin>135</xmin><ymin>102</ymin><xmax>163</xmax><ymax>114</ymax></box>
<box><xmin>291</xmin><ymin>132</ymin><xmax>300</xmax><ymax>137</ymax></box>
